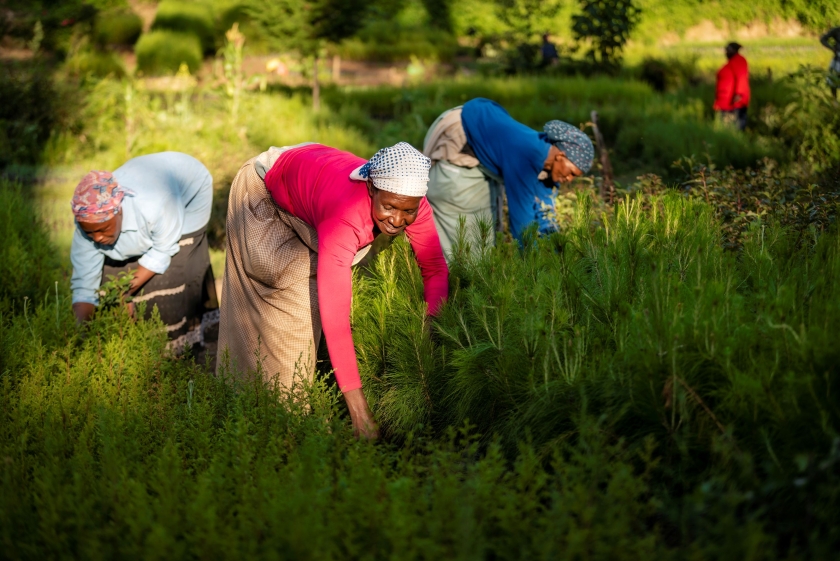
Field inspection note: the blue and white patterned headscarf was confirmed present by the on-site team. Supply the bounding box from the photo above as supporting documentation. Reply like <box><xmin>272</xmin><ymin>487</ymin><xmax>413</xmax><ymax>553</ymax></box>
<box><xmin>349</xmin><ymin>142</ymin><xmax>431</xmax><ymax>197</ymax></box>
<box><xmin>544</xmin><ymin>120</ymin><xmax>594</xmax><ymax>174</ymax></box>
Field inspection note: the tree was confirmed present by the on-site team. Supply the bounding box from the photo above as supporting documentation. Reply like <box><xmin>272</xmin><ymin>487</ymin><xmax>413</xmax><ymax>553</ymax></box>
<box><xmin>497</xmin><ymin>0</ymin><xmax>561</xmax><ymax>71</ymax></box>
<box><xmin>572</xmin><ymin>0</ymin><xmax>640</xmax><ymax>68</ymax></box>
<box><xmin>1</xmin><ymin>0</ymin><xmax>121</xmax><ymax>53</ymax></box>
<box><xmin>245</xmin><ymin>0</ymin><xmax>369</xmax><ymax>109</ymax></box>
<box><xmin>421</xmin><ymin>0</ymin><xmax>452</xmax><ymax>32</ymax></box>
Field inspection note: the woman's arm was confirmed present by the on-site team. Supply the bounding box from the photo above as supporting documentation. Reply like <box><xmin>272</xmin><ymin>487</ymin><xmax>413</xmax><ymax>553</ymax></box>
<box><xmin>821</xmin><ymin>29</ymin><xmax>839</xmax><ymax>52</ymax></box>
<box><xmin>129</xmin><ymin>265</ymin><xmax>156</xmax><ymax>295</ymax></box>
<box><xmin>70</xmin><ymin>227</ymin><xmax>106</xmax><ymax>322</ymax></box>
<box><xmin>138</xmin><ymin>191</ymin><xmax>184</xmax><ymax>276</ymax></box>
<box><xmin>317</xmin><ymin>220</ymin><xmax>379</xmax><ymax>438</ymax></box>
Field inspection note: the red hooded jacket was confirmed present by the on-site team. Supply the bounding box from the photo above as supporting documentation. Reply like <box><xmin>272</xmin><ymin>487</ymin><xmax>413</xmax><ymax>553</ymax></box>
<box><xmin>714</xmin><ymin>53</ymin><xmax>750</xmax><ymax>111</ymax></box>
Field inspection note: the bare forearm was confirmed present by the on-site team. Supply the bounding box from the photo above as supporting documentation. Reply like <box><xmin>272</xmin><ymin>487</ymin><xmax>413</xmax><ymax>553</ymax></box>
<box><xmin>72</xmin><ymin>302</ymin><xmax>96</xmax><ymax>323</ymax></box>
<box><xmin>343</xmin><ymin>388</ymin><xmax>379</xmax><ymax>439</ymax></box>
<box><xmin>129</xmin><ymin>265</ymin><xmax>156</xmax><ymax>295</ymax></box>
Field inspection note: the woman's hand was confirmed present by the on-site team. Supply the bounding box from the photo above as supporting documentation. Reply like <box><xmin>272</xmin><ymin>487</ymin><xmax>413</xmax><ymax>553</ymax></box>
<box><xmin>129</xmin><ymin>265</ymin><xmax>156</xmax><ymax>295</ymax></box>
<box><xmin>343</xmin><ymin>388</ymin><xmax>380</xmax><ymax>440</ymax></box>
<box><xmin>72</xmin><ymin>302</ymin><xmax>96</xmax><ymax>324</ymax></box>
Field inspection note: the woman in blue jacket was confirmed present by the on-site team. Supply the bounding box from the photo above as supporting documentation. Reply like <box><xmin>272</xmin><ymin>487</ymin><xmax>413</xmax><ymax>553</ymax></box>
<box><xmin>422</xmin><ymin>97</ymin><xmax>594</xmax><ymax>258</ymax></box>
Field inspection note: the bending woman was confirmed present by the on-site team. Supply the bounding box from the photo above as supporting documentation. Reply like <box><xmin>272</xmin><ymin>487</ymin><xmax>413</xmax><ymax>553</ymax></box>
<box><xmin>218</xmin><ymin>142</ymin><xmax>448</xmax><ymax>439</ymax></box>
<box><xmin>423</xmin><ymin>97</ymin><xmax>594</xmax><ymax>258</ymax></box>
<box><xmin>70</xmin><ymin>152</ymin><xmax>217</xmax><ymax>350</ymax></box>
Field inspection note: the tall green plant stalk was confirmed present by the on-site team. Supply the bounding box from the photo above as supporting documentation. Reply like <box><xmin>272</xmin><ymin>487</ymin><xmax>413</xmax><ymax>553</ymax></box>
<box><xmin>222</xmin><ymin>23</ymin><xmax>245</xmax><ymax>121</ymax></box>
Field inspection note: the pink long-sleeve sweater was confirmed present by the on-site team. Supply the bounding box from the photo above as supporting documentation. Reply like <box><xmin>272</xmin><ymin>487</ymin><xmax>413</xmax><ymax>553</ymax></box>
<box><xmin>264</xmin><ymin>144</ymin><xmax>449</xmax><ymax>392</ymax></box>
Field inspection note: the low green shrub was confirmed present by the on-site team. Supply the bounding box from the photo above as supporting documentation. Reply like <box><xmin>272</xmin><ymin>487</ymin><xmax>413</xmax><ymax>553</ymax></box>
<box><xmin>762</xmin><ymin>66</ymin><xmax>840</xmax><ymax>174</ymax></box>
<box><xmin>337</xmin><ymin>22</ymin><xmax>458</xmax><ymax>62</ymax></box>
<box><xmin>135</xmin><ymin>31</ymin><xmax>203</xmax><ymax>75</ymax></box>
<box><xmin>638</xmin><ymin>56</ymin><xmax>701</xmax><ymax>92</ymax></box>
<box><xmin>352</xmin><ymin>189</ymin><xmax>840</xmax><ymax>554</ymax></box>
<box><xmin>63</xmin><ymin>48</ymin><xmax>127</xmax><ymax>78</ymax></box>
<box><xmin>213</xmin><ymin>0</ymin><xmax>266</xmax><ymax>51</ymax></box>
<box><xmin>0</xmin><ymin>60</ymin><xmax>77</xmax><ymax>168</ymax></box>
<box><xmin>0</xmin><ymin>181</ymin><xmax>63</xmax><ymax>315</ymax></box>
<box><xmin>151</xmin><ymin>0</ymin><xmax>216</xmax><ymax>54</ymax></box>
<box><xmin>94</xmin><ymin>8</ymin><xmax>143</xmax><ymax>47</ymax></box>
<box><xmin>0</xmin><ymin>198</ymin><xmax>672</xmax><ymax>559</ymax></box>
<box><xmin>614</xmin><ymin>118</ymin><xmax>777</xmax><ymax>172</ymax></box>
<box><xmin>324</xmin><ymin>76</ymin><xmax>787</xmax><ymax>178</ymax></box>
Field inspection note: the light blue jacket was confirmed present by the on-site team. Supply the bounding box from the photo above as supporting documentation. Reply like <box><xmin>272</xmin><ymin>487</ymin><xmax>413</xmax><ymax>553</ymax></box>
<box><xmin>70</xmin><ymin>152</ymin><xmax>212</xmax><ymax>305</ymax></box>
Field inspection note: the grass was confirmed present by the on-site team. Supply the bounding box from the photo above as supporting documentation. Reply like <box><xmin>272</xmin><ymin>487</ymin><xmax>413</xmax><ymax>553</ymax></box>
<box><xmin>3</xmin><ymin>174</ymin><xmax>839</xmax><ymax>556</ymax></box>
<box><xmin>323</xmin><ymin>75</ymin><xmax>790</xmax><ymax>179</ymax></box>
<box><xmin>3</xmin><ymin>50</ymin><xmax>839</xmax><ymax>556</ymax></box>
<box><xmin>626</xmin><ymin>37</ymin><xmax>834</xmax><ymax>77</ymax></box>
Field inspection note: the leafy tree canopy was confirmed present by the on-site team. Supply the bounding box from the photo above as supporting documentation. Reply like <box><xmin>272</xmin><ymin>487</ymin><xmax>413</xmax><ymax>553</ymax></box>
<box><xmin>572</xmin><ymin>0</ymin><xmax>641</xmax><ymax>66</ymax></box>
<box><xmin>244</xmin><ymin>0</ymin><xmax>373</xmax><ymax>56</ymax></box>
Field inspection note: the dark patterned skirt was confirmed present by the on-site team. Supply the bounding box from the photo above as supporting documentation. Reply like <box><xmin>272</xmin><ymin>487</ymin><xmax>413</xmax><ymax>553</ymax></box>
<box><xmin>102</xmin><ymin>226</ymin><xmax>219</xmax><ymax>352</ymax></box>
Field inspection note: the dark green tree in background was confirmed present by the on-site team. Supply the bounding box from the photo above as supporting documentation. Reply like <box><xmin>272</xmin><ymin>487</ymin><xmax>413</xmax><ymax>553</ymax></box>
<box><xmin>572</xmin><ymin>0</ymin><xmax>640</xmax><ymax>68</ymax></box>
<box><xmin>245</xmin><ymin>0</ymin><xmax>369</xmax><ymax>109</ymax></box>
<box><xmin>421</xmin><ymin>0</ymin><xmax>453</xmax><ymax>32</ymax></box>
<box><xmin>0</xmin><ymin>0</ymin><xmax>122</xmax><ymax>53</ymax></box>
<box><xmin>497</xmin><ymin>0</ymin><xmax>562</xmax><ymax>71</ymax></box>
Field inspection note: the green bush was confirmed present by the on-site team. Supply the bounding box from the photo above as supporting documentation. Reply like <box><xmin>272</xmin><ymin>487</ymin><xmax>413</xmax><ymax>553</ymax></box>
<box><xmin>94</xmin><ymin>8</ymin><xmax>143</xmax><ymax>47</ymax></box>
<box><xmin>151</xmin><ymin>0</ymin><xmax>216</xmax><ymax>54</ymax></box>
<box><xmin>352</xmin><ymin>190</ymin><xmax>840</xmax><ymax>555</ymax></box>
<box><xmin>0</xmin><ymin>61</ymin><xmax>75</xmax><ymax>169</ymax></box>
<box><xmin>135</xmin><ymin>31</ymin><xmax>203</xmax><ymax>75</ymax></box>
<box><xmin>0</xmin><ymin>181</ymin><xmax>63</xmax><ymax>315</ymax></box>
<box><xmin>214</xmin><ymin>0</ymin><xmax>266</xmax><ymax>50</ymax></box>
<box><xmin>638</xmin><ymin>56</ymin><xmax>701</xmax><ymax>92</ymax></box>
<box><xmin>337</xmin><ymin>20</ymin><xmax>458</xmax><ymax>62</ymax></box>
<box><xmin>324</xmin><ymin>76</ymin><xmax>786</xmax><ymax>178</ymax></box>
<box><xmin>64</xmin><ymin>48</ymin><xmax>127</xmax><ymax>78</ymax></box>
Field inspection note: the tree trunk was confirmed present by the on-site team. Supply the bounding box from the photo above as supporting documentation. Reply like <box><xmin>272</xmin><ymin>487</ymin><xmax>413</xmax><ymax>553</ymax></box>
<box><xmin>332</xmin><ymin>54</ymin><xmax>341</xmax><ymax>84</ymax></box>
<box><xmin>312</xmin><ymin>56</ymin><xmax>320</xmax><ymax>111</ymax></box>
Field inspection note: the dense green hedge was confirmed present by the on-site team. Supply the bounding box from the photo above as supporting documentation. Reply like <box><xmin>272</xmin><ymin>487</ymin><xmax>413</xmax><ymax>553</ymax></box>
<box><xmin>64</xmin><ymin>49</ymin><xmax>127</xmax><ymax>78</ymax></box>
<box><xmin>151</xmin><ymin>0</ymin><xmax>216</xmax><ymax>54</ymax></box>
<box><xmin>136</xmin><ymin>30</ymin><xmax>203</xmax><ymax>75</ymax></box>
<box><xmin>94</xmin><ymin>8</ymin><xmax>143</xmax><ymax>47</ymax></box>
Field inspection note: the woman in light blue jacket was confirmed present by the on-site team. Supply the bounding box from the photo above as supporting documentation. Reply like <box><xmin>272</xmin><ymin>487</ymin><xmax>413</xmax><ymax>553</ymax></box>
<box><xmin>70</xmin><ymin>151</ymin><xmax>216</xmax><ymax>351</ymax></box>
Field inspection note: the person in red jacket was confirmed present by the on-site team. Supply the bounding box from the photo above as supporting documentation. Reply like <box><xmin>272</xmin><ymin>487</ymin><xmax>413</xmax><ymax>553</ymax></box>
<box><xmin>714</xmin><ymin>42</ymin><xmax>750</xmax><ymax>130</ymax></box>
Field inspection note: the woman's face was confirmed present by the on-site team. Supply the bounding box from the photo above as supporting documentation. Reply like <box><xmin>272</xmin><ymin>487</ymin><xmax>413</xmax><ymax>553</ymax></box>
<box><xmin>367</xmin><ymin>181</ymin><xmax>421</xmax><ymax>236</ymax></box>
<box><xmin>78</xmin><ymin>212</ymin><xmax>122</xmax><ymax>246</ymax></box>
<box><xmin>545</xmin><ymin>146</ymin><xmax>583</xmax><ymax>184</ymax></box>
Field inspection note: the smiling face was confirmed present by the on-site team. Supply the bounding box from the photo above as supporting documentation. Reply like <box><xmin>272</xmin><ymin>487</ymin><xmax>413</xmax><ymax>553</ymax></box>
<box><xmin>544</xmin><ymin>145</ymin><xmax>583</xmax><ymax>185</ymax></box>
<box><xmin>367</xmin><ymin>180</ymin><xmax>422</xmax><ymax>236</ymax></box>
<box><xmin>78</xmin><ymin>212</ymin><xmax>122</xmax><ymax>246</ymax></box>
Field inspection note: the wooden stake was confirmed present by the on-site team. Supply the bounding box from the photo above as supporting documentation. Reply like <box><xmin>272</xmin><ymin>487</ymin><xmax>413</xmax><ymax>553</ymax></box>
<box><xmin>590</xmin><ymin>110</ymin><xmax>615</xmax><ymax>204</ymax></box>
<box><xmin>312</xmin><ymin>56</ymin><xmax>320</xmax><ymax>111</ymax></box>
<box><xmin>332</xmin><ymin>55</ymin><xmax>341</xmax><ymax>84</ymax></box>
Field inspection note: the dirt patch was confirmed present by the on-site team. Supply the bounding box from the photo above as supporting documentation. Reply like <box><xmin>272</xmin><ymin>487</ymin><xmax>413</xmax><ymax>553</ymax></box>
<box><xmin>128</xmin><ymin>0</ymin><xmax>157</xmax><ymax>33</ymax></box>
<box><xmin>684</xmin><ymin>18</ymin><xmax>806</xmax><ymax>43</ymax></box>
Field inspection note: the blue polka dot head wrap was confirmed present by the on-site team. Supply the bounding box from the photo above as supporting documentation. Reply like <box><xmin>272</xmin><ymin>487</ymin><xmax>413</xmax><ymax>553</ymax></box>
<box><xmin>349</xmin><ymin>142</ymin><xmax>431</xmax><ymax>197</ymax></box>
<box><xmin>544</xmin><ymin>120</ymin><xmax>594</xmax><ymax>174</ymax></box>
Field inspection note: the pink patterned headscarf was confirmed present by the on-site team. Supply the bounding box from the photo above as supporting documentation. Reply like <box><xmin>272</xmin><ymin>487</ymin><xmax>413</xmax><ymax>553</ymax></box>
<box><xmin>70</xmin><ymin>171</ymin><xmax>134</xmax><ymax>223</ymax></box>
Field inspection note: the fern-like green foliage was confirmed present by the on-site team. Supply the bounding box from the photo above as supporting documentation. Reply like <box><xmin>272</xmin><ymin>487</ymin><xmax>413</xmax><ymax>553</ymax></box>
<box><xmin>2</xmin><ymin>174</ymin><xmax>840</xmax><ymax>554</ymax></box>
<box><xmin>353</xmin><ymin>189</ymin><xmax>840</xmax><ymax>552</ymax></box>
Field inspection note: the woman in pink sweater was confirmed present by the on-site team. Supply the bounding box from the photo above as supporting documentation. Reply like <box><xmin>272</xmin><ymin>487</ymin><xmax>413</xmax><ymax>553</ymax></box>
<box><xmin>218</xmin><ymin>142</ymin><xmax>448</xmax><ymax>438</ymax></box>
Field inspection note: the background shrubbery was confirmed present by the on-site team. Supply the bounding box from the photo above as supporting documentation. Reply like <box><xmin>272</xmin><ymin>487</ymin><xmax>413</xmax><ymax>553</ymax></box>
<box><xmin>136</xmin><ymin>30</ymin><xmax>204</xmax><ymax>75</ymax></box>
<box><xmin>94</xmin><ymin>8</ymin><xmax>143</xmax><ymax>48</ymax></box>
<box><xmin>151</xmin><ymin>0</ymin><xmax>217</xmax><ymax>55</ymax></box>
